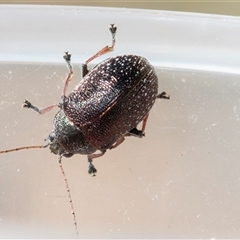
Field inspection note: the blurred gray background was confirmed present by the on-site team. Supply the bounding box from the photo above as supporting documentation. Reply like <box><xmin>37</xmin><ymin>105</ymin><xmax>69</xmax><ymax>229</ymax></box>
<box><xmin>1</xmin><ymin>0</ymin><xmax>240</xmax><ymax>16</ymax></box>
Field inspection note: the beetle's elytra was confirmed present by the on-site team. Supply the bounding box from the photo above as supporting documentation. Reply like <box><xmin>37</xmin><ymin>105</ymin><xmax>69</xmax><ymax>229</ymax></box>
<box><xmin>1</xmin><ymin>24</ymin><xmax>169</xmax><ymax>175</ymax></box>
<box><xmin>63</xmin><ymin>54</ymin><xmax>158</xmax><ymax>151</ymax></box>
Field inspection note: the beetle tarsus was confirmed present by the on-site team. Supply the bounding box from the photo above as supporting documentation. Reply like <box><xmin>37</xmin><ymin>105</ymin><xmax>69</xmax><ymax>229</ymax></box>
<box><xmin>63</xmin><ymin>51</ymin><xmax>73</xmax><ymax>73</ymax></box>
<box><xmin>62</xmin><ymin>52</ymin><xmax>74</xmax><ymax>97</ymax></box>
<box><xmin>63</xmin><ymin>51</ymin><xmax>71</xmax><ymax>62</ymax></box>
<box><xmin>128</xmin><ymin>128</ymin><xmax>145</xmax><ymax>138</ymax></box>
<box><xmin>22</xmin><ymin>99</ymin><xmax>34</xmax><ymax>109</ymax></box>
<box><xmin>109</xmin><ymin>23</ymin><xmax>117</xmax><ymax>40</ymax></box>
<box><xmin>157</xmin><ymin>91</ymin><xmax>170</xmax><ymax>99</ymax></box>
<box><xmin>109</xmin><ymin>23</ymin><xmax>117</xmax><ymax>50</ymax></box>
<box><xmin>22</xmin><ymin>99</ymin><xmax>58</xmax><ymax>115</ymax></box>
<box><xmin>88</xmin><ymin>161</ymin><xmax>97</xmax><ymax>176</ymax></box>
<box><xmin>22</xmin><ymin>99</ymin><xmax>41</xmax><ymax>113</ymax></box>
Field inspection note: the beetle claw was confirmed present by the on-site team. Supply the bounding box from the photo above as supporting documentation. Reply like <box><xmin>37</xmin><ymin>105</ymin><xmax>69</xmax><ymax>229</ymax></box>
<box><xmin>128</xmin><ymin>128</ymin><xmax>145</xmax><ymax>138</ymax></box>
<box><xmin>156</xmin><ymin>91</ymin><xmax>170</xmax><ymax>99</ymax></box>
<box><xmin>22</xmin><ymin>99</ymin><xmax>32</xmax><ymax>109</ymax></box>
<box><xmin>88</xmin><ymin>162</ymin><xmax>97</xmax><ymax>176</ymax></box>
<box><xmin>109</xmin><ymin>24</ymin><xmax>117</xmax><ymax>39</ymax></box>
<box><xmin>63</xmin><ymin>51</ymin><xmax>71</xmax><ymax>62</ymax></box>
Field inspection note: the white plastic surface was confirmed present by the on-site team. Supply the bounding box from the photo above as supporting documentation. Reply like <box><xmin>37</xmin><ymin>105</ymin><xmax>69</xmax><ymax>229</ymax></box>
<box><xmin>1</xmin><ymin>5</ymin><xmax>240</xmax><ymax>238</ymax></box>
<box><xmin>1</xmin><ymin>5</ymin><xmax>240</xmax><ymax>73</ymax></box>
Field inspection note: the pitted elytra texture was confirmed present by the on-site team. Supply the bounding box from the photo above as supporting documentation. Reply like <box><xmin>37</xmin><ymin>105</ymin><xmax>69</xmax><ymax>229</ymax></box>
<box><xmin>64</xmin><ymin>55</ymin><xmax>158</xmax><ymax>150</ymax></box>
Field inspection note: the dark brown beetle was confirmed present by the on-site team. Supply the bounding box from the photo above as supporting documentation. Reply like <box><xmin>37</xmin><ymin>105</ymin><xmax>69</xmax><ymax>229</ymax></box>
<box><xmin>0</xmin><ymin>24</ymin><xmax>169</xmax><ymax>236</ymax></box>
<box><xmin>1</xmin><ymin>24</ymin><xmax>169</xmax><ymax>175</ymax></box>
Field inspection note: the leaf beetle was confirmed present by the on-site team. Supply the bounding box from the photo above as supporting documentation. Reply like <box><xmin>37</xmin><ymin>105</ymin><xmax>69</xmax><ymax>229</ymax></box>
<box><xmin>1</xmin><ymin>24</ymin><xmax>169</xmax><ymax>176</ymax></box>
<box><xmin>0</xmin><ymin>24</ymin><xmax>169</xmax><ymax>236</ymax></box>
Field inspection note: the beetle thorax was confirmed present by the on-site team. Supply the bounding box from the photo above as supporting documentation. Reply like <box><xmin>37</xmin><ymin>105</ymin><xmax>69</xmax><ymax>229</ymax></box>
<box><xmin>49</xmin><ymin>110</ymin><xmax>97</xmax><ymax>157</ymax></box>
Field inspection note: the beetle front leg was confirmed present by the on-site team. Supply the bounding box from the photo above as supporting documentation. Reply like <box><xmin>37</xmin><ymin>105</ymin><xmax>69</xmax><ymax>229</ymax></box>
<box><xmin>23</xmin><ymin>52</ymin><xmax>75</xmax><ymax>115</ymax></box>
<box><xmin>22</xmin><ymin>100</ymin><xmax>58</xmax><ymax>115</ymax></box>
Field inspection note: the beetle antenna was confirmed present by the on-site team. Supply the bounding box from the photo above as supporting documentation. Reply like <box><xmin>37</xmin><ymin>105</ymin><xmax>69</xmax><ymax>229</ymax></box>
<box><xmin>0</xmin><ymin>145</ymin><xmax>79</xmax><ymax>237</ymax></box>
<box><xmin>0</xmin><ymin>144</ymin><xmax>48</xmax><ymax>154</ymax></box>
<box><xmin>59</xmin><ymin>156</ymin><xmax>79</xmax><ymax>238</ymax></box>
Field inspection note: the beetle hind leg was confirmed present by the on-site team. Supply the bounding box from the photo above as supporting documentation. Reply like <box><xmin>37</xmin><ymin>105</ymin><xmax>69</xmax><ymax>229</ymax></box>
<box><xmin>127</xmin><ymin>114</ymin><xmax>149</xmax><ymax>138</ymax></box>
<box><xmin>128</xmin><ymin>92</ymin><xmax>170</xmax><ymax>138</ymax></box>
<box><xmin>127</xmin><ymin>127</ymin><xmax>145</xmax><ymax>138</ymax></box>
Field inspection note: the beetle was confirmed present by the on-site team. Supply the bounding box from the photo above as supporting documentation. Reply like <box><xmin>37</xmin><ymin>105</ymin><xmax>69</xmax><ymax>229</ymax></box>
<box><xmin>2</xmin><ymin>24</ymin><xmax>169</xmax><ymax>176</ymax></box>
<box><xmin>47</xmin><ymin>52</ymin><xmax>162</xmax><ymax>175</ymax></box>
<box><xmin>0</xmin><ymin>24</ymin><xmax>169</xmax><ymax>236</ymax></box>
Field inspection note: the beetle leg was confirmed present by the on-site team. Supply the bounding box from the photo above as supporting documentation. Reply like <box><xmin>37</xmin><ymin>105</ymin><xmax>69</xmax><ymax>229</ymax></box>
<box><xmin>110</xmin><ymin>136</ymin><xmax>125</xmax><ymax>149</ymax></box>
<box><xmin>82</xmin><ymin>24</ymin><xmax>117</xmax><ymax>77</ymax></box>
<box><xmin>156</xmin><ymin>91</ymin><xmax>170</xmax><ymax>99</ymax></box>
<box><xmin>22</xmin><ymin>99</ymin><xmax>58</xmax><ymax>115</ymax></box>
<box><xmin>126</xmin><ymin>92</ymin><xmax>170</xmax><ymax>137</ymax></box>
<box><xmin>88</xmin><ymin>161</ymin><xmax>97</xmax><ymax>176</ymax></box>
<box><xmin>62</xmin><ymin>51</ymin><xmax>74</xmax><ymax>97</ymax></box>
<box><xmin>126</xmin><ymin>114</ymin><xmax>149</xmax><ymax>138</ymax></box>
<box><xmin>23</xmin><ymin>52</ymin><xmax>73</xmax><ymax>114</ymax></box>
<box><xmin>141</xmin><ymin>114</ymin><xmax>149</xmax><ymax>134</ymax></box>
<box><xmin>87</xmin><ymin>150</ymin><xmax>106</xmax><ymax>176</ymax></box>
<box><xmin>127</xmin><ymin>127</ymin><xmax>145</xmax><ymax>138</ymax></box>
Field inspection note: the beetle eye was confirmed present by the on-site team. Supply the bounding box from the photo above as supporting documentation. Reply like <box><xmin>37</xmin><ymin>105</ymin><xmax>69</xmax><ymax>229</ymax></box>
<box><xmin>49</xmin><ymin>132</ymin><xmax>56</xmax><ymax>142</ymax></box>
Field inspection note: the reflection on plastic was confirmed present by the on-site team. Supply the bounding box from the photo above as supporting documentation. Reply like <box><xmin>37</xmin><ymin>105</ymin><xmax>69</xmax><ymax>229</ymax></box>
<box><xmin>1</xmin><ymin>63</ymin><xmax>240</xmax><ymax>238</ymax></box>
